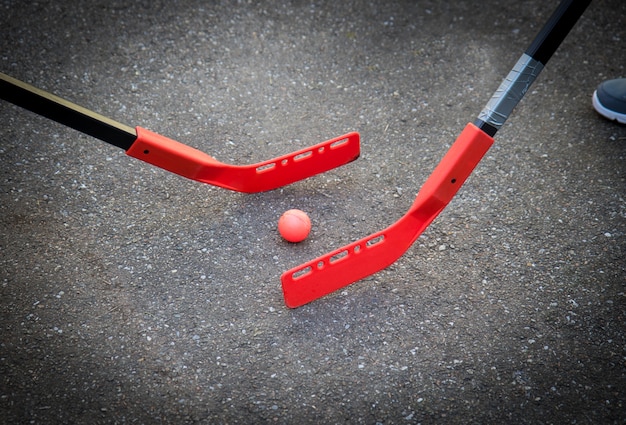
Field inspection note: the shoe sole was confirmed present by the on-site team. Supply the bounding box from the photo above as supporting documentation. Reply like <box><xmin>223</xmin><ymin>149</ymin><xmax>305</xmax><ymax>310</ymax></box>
<box><xmin>592</xmin><ymin>91</ymin><xmax>626</xmax><ymax>124</ymax></box>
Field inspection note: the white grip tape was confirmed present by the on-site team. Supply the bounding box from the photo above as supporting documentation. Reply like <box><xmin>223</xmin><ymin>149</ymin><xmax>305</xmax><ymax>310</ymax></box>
<box><xmin>478</xmin><ymin>53</ymin><xmax>544</xmax><ymax>129</ymax></box>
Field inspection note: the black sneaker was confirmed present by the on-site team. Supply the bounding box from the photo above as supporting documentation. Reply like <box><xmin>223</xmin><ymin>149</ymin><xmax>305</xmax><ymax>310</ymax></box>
<box><xmin>592</xmin><ymin>78</ymin><xmax>626</xmax><ymax>124</ymax></box>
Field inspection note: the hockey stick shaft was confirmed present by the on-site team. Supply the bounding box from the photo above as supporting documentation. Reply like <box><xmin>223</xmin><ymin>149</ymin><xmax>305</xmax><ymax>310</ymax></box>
<box><xmin>475</xmin><ymin>0</ymin><xmax>592</xmax><ymax>136</ymax></box>
<box><xmin>281</xmin><ymin>0</ymin><xmax>591</xmax><ymax>307</ymax></box>
<box><xmin>0</xmin><ymin>72</ymin><xmax>136</xmax><ymax>149</ymax></box>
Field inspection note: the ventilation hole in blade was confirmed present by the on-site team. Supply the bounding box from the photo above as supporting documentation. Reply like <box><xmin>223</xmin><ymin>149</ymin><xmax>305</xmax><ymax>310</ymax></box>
<box><xmin>292</xmin><ymin>266</ymin><xmax>312</xmax><ymax>280</ymax></box>
<box><xmin>256</xmin><ymin>162</ymin><xmax>276</xmax><ymax>173</ymax></box>
<box><xmin>318</xmin><ymin>146</ymin><xmax>325</xmax><ymax>154</ymax></box>
<box><xmin>451</xmin><ymin>178</ymin><xmax>457</xmax><ymax>184</ymax></box>
<box><xmin>143</xmin><ymin>150</ymin><xmax>150</xmax><ymax>155</ymax></box>
<box><xmin>366</xmin><ymin>234</ymin><xmax>385</xmax><ymax>247</ymax></box>
<box><xmin>317</xmin><ymin>261</ymin><xmax>324</xmax><ymax>269</ymax></box>
<box><xmin>329</xmin><ymin>250</ymin><xmax>349</xmax><ymax>264</ymax></box>
<box><xmin>354</xmin><ymin>244</ymin><xmax>361</xmax><ymax>253</ymax></box>
<box><xmin>281</xmin><ymin>159</ymin><xmax>288</xmax><ymax>166</ymax></box>
<box><xmin>294</xmin><ymin>151</ymin><xmax>312</xmax><ymax>161</ymax></box>
<box><xmin>330</xmin><ymin>138</ymin><xmax>349</xmax><ymax>149</ymax></box>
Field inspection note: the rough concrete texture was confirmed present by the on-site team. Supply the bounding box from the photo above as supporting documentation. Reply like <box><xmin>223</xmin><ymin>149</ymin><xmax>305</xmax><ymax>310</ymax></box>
<box><xmin>1</xmin><ymin>0</ymin><xmax>624</xmax><ymax>423</ymax></box>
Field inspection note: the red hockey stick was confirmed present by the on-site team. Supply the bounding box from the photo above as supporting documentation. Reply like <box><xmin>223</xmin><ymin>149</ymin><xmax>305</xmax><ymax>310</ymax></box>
<box><xmin>0</xmin><ymin>73</ymin><xmax>359</xmax><ymax>193</ymax></box>
<box><xmin>282</xmin><ymin>0</ymin><xmax>591</xmax><ymax>308</ymax></box>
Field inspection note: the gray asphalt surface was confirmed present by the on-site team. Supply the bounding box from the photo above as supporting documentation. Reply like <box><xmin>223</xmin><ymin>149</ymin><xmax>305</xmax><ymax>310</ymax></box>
<box><xmin>1</xmin><ymin>0</ymin><xmax>625</xmax><ymax>423</ymax></box>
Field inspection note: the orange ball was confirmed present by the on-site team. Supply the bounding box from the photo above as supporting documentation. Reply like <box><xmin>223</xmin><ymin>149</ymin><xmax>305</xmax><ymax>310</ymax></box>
<box><xmin>278</xmin><ymin>209</ymin><xmax>311</xmax><ymax>243</ymax></box>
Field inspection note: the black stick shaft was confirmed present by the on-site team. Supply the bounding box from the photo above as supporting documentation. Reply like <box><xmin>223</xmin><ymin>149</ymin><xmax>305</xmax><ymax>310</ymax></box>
<box><xmin>0</xmin><ymin>72</ymin><xmax>137</xmax><ymax>150</ymax></box>
<box><xmin>526</xmin><ymin>0</ymin><xmax>592</xmax><ymax>65</ymax></box>
<box><xmin>475</xmin><ymin>0</ymin><xmax>592</xmax><ymax>136</ymax></box>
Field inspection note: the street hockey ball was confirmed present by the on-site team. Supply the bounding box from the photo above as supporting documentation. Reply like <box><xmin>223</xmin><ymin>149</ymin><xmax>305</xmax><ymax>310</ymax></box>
<box><xmin>278</xmin><ymin>209</ymin><xmax>311</xmax><ymax>243</ymax></box>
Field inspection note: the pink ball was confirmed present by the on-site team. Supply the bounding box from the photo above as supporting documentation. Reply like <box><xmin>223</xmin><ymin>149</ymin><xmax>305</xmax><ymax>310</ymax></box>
<box><xmin>278</xmin><ymin>209</ymin><xmax>311</xmax><ymax>243</ymax></box>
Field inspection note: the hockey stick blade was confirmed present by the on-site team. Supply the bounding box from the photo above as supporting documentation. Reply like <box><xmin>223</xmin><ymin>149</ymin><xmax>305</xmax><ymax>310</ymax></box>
<box><xmin>282</xmin><ymin>124</ymin><xmax>493</xmax><ymax>308</ymax></box>
<box><xmin>127</xmin><ymin>127</ymin><xmax>360</xmax><ymax>193</ymax></box>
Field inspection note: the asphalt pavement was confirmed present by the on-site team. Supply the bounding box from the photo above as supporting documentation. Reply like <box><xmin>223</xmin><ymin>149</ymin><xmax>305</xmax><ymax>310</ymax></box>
<box><xmin>1</xmin><ymin>0</ymin><xmax>625</xmax><ymax>423</ymax></box>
